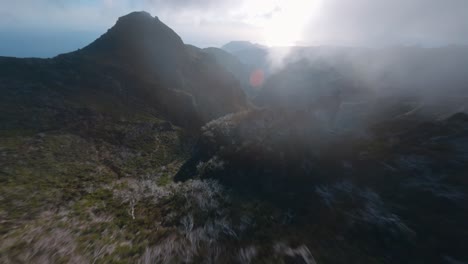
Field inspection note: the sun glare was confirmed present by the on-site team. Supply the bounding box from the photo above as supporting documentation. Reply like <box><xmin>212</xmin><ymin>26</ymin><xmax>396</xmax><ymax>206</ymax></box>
<box><xmin>261</xmin><ymin>0</ymin><xmax>318</xmax><ymax>47</ymax></box>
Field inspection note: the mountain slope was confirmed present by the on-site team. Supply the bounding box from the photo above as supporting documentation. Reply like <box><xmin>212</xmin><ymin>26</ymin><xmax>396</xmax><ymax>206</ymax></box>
<box><xmin>76</xmin><ymin>11</ymin><xmax>247</xmax><ymax>122</ymax></box>
<box><xmin>221</xmin><ymin>40</ymin><xmax>266</xmax><ymax>53</ymax></box>
<box><xmin>203</xmin><ymin>47</ymin><xmax>259</xmax><ymax>97</ymax></box>
<box><xmin>0</xmin><ymin>12</ymin><xmax>248</xmax><ymax>263</ymax></box>
<box><xmin>176</xmin><ymin>107</ymin><xmax>468</xmax><ymax>263</ymax></box>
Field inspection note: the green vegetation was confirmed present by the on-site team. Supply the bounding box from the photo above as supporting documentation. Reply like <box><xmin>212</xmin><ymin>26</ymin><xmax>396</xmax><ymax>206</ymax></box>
<box><xmin>0</xmin><ymin>107</ymin><xmax>192</xmax><ymax>263</ymax></box>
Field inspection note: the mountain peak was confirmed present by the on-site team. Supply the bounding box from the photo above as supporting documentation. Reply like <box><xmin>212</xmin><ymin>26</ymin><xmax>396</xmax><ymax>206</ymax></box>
<box><xmin>104</xmin><ymin>11</ymin><xmax>182</xmax><ymax>47</ymax></box>
<box><xmin>80</xmin><ymin>11</ymin><xmax>186</xmax><ymax>77</ymax></box>
<box><xmin>81</xmin><ymin>11</ymin><xmax>184</xmax><ymax>56</ymax></box>
<box><xmin>115</xmin><ymin>11</ymin><xmax>159</xmax><ymax>27</ymax></box>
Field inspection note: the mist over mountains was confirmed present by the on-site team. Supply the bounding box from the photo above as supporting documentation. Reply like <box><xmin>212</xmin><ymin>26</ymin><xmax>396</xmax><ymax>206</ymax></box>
<box><xmin>1</xmin><ymin>11</ymin><xmax>468</xmax><ymax>264</ymax></box>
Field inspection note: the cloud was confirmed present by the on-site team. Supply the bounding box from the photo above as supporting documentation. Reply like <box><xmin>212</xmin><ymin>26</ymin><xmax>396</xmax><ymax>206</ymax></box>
<box><xmin>303</xmin><ymin>0</ymin><xmax>468</xmax><ymax>46</ymax></box>
<box><xmin>140</xmin><ymin>0</ymin><xmax>238</xmax><ymax>10</ymax></box>
<box><xmin>0</xmin><ymin>0</ymin><xmax>257</xmax><ymax>41</ymax></box>
<box><xmin>0</xmin><ymin>0</ymin><xmax>116</xmax><ymax>31</ymax></box>
<box><xmin>0</xmin><ymin>0</ymin><xmax>467</xmax><ymax>57</ymax></box>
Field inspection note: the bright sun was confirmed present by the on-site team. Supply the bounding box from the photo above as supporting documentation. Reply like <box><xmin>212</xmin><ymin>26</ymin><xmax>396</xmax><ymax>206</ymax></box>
<box><xmin>260</xmin><ymin>0</ymin><xmax>318</xmax><ymax>47</ymax></box>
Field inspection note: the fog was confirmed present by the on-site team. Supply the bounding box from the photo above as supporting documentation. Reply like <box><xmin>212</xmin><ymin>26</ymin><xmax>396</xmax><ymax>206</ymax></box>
<box><xmin>302</xmin><ymin>0</ymin><xmax>468</xmax><ymax>47</ymax></box>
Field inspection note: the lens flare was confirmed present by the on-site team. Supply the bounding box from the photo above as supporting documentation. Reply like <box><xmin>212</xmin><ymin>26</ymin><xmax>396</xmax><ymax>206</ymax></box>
<box><xmin>249</xmin><ymin>69</ymin><xmax>265</xmax><ymax>87</ymax></box>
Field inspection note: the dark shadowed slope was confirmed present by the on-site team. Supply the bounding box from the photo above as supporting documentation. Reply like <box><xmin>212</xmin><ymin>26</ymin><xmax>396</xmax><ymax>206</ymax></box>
<box><xmin>175</xmin><ymin>106</ymin><xmax>468</xmax><ymax>263</ymax></box>
<box><xmin>76</xmin><ymin>11</ymin><xmax>248</xmax><ymax>122</ymax></box>
<box><xmin>203</xmin><ymin>47</ymin><xmax>259</xmax><ymax>98</ymax></box>
<box><xmin>222</xmin><ymin>41</ymin><xmax>270</xmax><ymax>71</ymax></box>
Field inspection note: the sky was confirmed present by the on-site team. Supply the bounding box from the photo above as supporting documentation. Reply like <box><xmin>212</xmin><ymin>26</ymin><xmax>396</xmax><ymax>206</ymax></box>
<box><xmin>1</xmin><ymin>0</ymin><xmax>468</xmax><ymax>57</ymax></box>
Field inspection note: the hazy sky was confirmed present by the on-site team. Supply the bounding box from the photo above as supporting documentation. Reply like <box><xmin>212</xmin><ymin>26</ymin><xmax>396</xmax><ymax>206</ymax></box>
<box><xmin>1</xmin><ymin>0</ymin><xmax>468</xmax><ymax>57</ymax></box>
